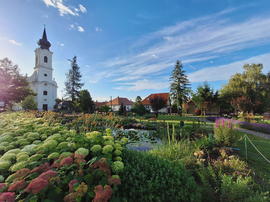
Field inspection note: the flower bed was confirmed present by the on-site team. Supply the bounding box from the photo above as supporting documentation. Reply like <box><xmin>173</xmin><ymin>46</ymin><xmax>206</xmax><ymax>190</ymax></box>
<box><xmin>207</xmin><ymin>117</ymin><xmax>270</xmax><ymax>134</ymax></box>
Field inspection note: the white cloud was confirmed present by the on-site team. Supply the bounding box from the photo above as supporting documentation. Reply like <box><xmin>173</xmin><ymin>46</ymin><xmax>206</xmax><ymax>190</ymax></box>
<box><xmin>86</xmin><ymin>65</ymin><xmax>90</xmax><ymax>67</ymax></box>
<box><xmin>42</xmin><ymin>0</ymin><xmax>87</xmax><ymax>16</ymax></box>
<box><xmin>89</xmin><ymin>80</ymin><xmax>97</xmax><ymax>83</ymax></box>
<box><xmin>152</xmin><ymin>54</ymin><xmax>159</xmax><ymax>59</ymax></box>
<box><xmin>70</xmin><ymin>24</ymin><xmax>74</xmax><ymax>29</ymax></box>
<box><xmin>78</xmin><ymin>26</ymin><xmax>84</xmax><ymax>32</ymax></box>
<box><xmin>115</xmin><ymin>79</ymin><xmax>169</xmax><ymax>91</ymax></box>
<box><xmin>9</xmin><ymin>40</ymin><xmax>22</xmax><ymax>45</ymax></box>
<box><xmin>95</xmin><ymin>27</ymin><xmax>102</xmax><ymax>32</ymax></box>
<box><xmin>79</xmin><ymin>4</ymin><xmax>87</xmax><ymax>13</ymax></box>
<box><xmin>188</xmin><ymin>53</ymin><xmax>270</xmax><ymax>83</ymax></box>
<box><xmin>60</xmin><ymin>44</ymin><xmax>64</xmax><ymax>46</ymax></box>
<box><xmin>210</xmin><ymin>61</ymin><xmax>214</xmax><ymax>63</ymax></box>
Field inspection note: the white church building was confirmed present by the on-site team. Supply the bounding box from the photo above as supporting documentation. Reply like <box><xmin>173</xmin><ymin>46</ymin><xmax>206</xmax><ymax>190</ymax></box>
<box><xmin>27</xmin><ymin>28</ymin><xmax>57</xmax><ymax>111</ymax></box>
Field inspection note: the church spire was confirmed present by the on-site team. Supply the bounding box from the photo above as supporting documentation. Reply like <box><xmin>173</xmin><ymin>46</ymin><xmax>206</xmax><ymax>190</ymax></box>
<box><xmin>37</xmin><ymin>28</ymin><xmax>51</xmax><ymax>50</ymax></box>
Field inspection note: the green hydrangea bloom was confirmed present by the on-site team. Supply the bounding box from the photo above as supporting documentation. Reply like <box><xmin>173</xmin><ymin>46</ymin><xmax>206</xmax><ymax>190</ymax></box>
<box><xmin>5</xmin><ymin>148</ymin><xmax>20</xmax><ymax>154</ymax></box>
<box><xmin>111</xmin><ymin>161</ymin><xmax>124</xmax><ymax>174</ymax></box>
<box><xmin>5</xmin><ymin>174</ymin><xmax>15</xmax><ymax>183</ymax></box>
<box><xmin>104</xmin><ymin>141</ymin><xmax>114</xmax><ymax>146</ymax></box>
<box><xmin>0</xmin><ymin>142</ymin><xmax>9</xmax><ymax>147</ymax></box>
<box><xmin>103</xmin><ymin>136</ymin><xmax>114</xmax><ymax>141</ymax></box>
<box><xmin>17</xmin><ymin>152</ymin><xmax>29</xmax><ymax>158</ymax></box>
<box><xmin>0</xmin><ymin>160</ymin><xmax>11</xmax><ymax>171</ymax></box>
<box><xmin>102</xmin><ymin>145</ymin><xmax>114</xmax><ymax>154</ymax></box>
<box><xmin>1</xmin><ymin>153</ymin><xmax>16</xmax><ymax>161</ymax></box>
<box><xmin>42</xmin><ymin>140</ymin><xmax>58</xmax><ymax>150</ymax></box>
<box><xmin>61</xmin><ymin>152</ymin><xmax>71</xmax><ymax>157</ymax></box>
<box><xmin>106</xmin><ymin>128</ymin><xmax>112</xmax><ymax>136</ymax></box>
<box><xmin>17</xmin><ymin>155</ymin><xmax>29</xmax><ymax>162</ymax></box>
<box><xmin>10</xmin><ymin>161</ymin><xmax>29</xmax><ymax>172</ymax></box>
<box><xmin>52</xmin><ymin>127</ymin><xmax>62</xmax><ymax>134</ymax></box>
<box><xmin>28</xmin><ymin>154</ymin><xmax>42</xmax><ymax>162</ymax></box>
<box><xmin>47</xmin><ymin>152</ymin><xmax>60</xmax><ymax>160</ymax></box>
<box><xmin>41</xmin><ymin>134</ymin><xmax>48</xmax><ymax>140</ymax></box>
<box><xmin>114</xmin><ymin>157</ymin><xmax>122</xmax><ymax>161</ymax></box>
<box><xmin>0</xmin><ymin>175</ymin><xmax>4</xmax><ymax>183</ymax></box>
<box><xmin>45</xmin><ymin>133</ymin><xmax>62</xmax><ymax>142</ymax></box>
<box><xmin>4</xmin><ymin>145</ymin><xmax>15</xmax><ymax>152</ymax></box>
<box><xmin>75</xmin><ymin>148</ymin><xmax>89</xmax><ymax>156</ymax></box>
<box><xmin>33</xmin><ymin>140</ymin><xmax>41</xmax><ymax>144</ymax></box>
<box><xmin>91</xmin><ymin>145</ymin><xmax>102</xmax><ymax>153</ymax></box>
<box><xmin>0</xmin><ymin>146</ymin><xmax>5</xmax><ymax>152</ymax></box>
<box><xmin>17</xmin><ymin>139</ymin><xmax>30</xmax><ymax>147</ymax></box>
<box><xmin>57</xmin><ymin>142</ymin><xmax>69</xmax><ymax>150</ymax></box>
<box><xmin>27</xmin><ymin>132</ymin><xmax>40</xmax><ymax>140</ymax></box>
<box><xmin>114</xmin><ymin>143</ymin><xmax>122</xmax><ymax>149</ymax></box>
<box><xmin>114</xmin><ymin>150</ymin><xmax>122</xmax><ymax>156</ymax></box>
<box><xmin>121</xmin><ymin>138</ymin><xmax>129</xmax><ymax>144</ymax></box>
<box><xmin>86</xmin><ymin>131</ymin><xmax>102</xmax><ymax>139</ymax></box>
<box><xmin>111</xmin><ymin>175</ymin><xmax>120</xmax><ymax>179</ymax></box>
<box><xmin>114</xmin><ymin>140</ymin><xmax>123</xmax><ymax>145</ymax></box>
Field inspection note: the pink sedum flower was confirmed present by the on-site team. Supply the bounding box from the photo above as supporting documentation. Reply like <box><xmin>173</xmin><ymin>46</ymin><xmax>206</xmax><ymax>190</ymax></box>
<box><xmin>8</xmin><ymin>180</ymin><xmax>27</xmax><ymax>192</ymax></box>
<box><xmin>0</xmin><ymin>192</ymin><xmax>15</xmax><ymax>202</ymax></box>
<box><xmin>0</xmin><ymin>183</ymin><xmax>7</xmax><ymax>189</ymax></box>
<box><xmin>69</xmin><ymin>179</ymin><xmax>78</xmax><ymax>191</ymax></box>
<box><xmin>30</xmin><ymin>162</ymin><xmax>50</xmax><ymax>174</ymax></box>
<box><xmin>38</xmin><ymin>170</ymin><xmax>58</xmax><ymax>181</ymax></box>
<box><xmin>26</xmin><ymin>178</ymin><xmax>48</xmax><ymax>194</ymax></box>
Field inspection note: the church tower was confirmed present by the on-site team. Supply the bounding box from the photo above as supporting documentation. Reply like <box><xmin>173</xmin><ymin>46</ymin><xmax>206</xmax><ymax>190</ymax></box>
<box><xmin>28</xmin><ymin>28</ymin><xmax>58</xmax><ymax>111</ymax></box>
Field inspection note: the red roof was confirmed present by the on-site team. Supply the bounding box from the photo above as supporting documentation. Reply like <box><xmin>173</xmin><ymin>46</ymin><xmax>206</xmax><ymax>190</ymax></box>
<box><xmin>94</xmin><ymin>102</ymin><xmax>108</xmax><ymax>107</ymax></box>
<box><xmin>106</xmin><ymin>97</ymin><xmax>134</xmax><ymax>106</ymax></box>
<box><xmin>142</xmin><ymin>93</ymin><xmax>169</xmax><ymax>105</ymax></box>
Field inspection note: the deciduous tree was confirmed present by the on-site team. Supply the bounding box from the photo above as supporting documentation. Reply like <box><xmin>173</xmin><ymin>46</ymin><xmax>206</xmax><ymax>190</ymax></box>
<box><xmin>79</xmin><ymin>89</ymin><xmax>94</xmax><ymax>113</ymax></box>
<box><xmin>21</xmin><ymin>95</ymin><xmax>38</xmax><ymax>110</ymax></box>
<box><xmin>149</xmin><ymin>95</ymin><xmax>167</xmax><ymax>118</ymax></box>
<box><xmin>0</xmin><ymin>58</ymin><xmax>36</xmax><ymax>109</ymax></box>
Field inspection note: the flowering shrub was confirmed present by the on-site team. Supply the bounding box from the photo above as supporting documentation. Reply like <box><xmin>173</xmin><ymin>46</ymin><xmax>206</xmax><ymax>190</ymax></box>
<box><xmin>47</xmin><ymin>152</ymin><xmax>60</xmax><ymax>160</ymax></box>
<box><xmin>106</xmin><ymin>128</ymin><xmax>112</xmax><ymax>136</ymax></box>
<box><xmin>93</xmin><ymin>185</ymin><xmax>113</xmax><ymax>202</ymax></box>
<box><xmin>26</xmin><ymin>178</ymin><xmax>48</xmax><ymax>194</ymax></box>
<box><xmin>114</xmin><ymin>150</ymin><xmax>122</xmax><ymax>156</ymax></box>
<box><xmin>75</xmin><ymin>148</ymin><xmax>89</xmax><ymax>156</ymax></box>
<box><xmin>10</xmin><ymin>161</ymin><xmax>29</xmax><ymax>172</ymax></box>
<box><xmin>102</xmin><ymin>145</ymin><xmax>114</xmax><ymax>154</ymax></box>
<box><xmin>91</xmin><ymin>145</ymin><xmax>102</xmax><ymax>153</ymax></box>
<box><xmin>8</xmin><ymin>180</ymin><xmax>27</xmax><ymax>192</ymax></box>
<box><xmin>16</xmin><ymin>154</ymin><xmax>29</xmax><ymax>162</ymax></box>
<box><xmin>86</xmin><ymin>131</ymin><xmax>102</xmax><ymax>139</ymax></box>
<box><xmin>214</xmin><ymin>120</ymin><xmax>238</xmax><ymax>146</ymax></box>
<box><xmin>0</xmin><ymin>192</ymin><xmax>15</xmax><ymax>202</ymax></box>
<box><xmin>103</xmin><ymin>136</ymin><xmax>114</xmax><ymax>141</ymax></box>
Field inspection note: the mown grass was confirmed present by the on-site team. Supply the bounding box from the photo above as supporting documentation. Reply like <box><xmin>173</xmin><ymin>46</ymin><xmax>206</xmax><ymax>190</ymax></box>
<box><xmin>235</xmin><ymin>131</ymin><xmax>270</xmax><ymax>181</ymax></box>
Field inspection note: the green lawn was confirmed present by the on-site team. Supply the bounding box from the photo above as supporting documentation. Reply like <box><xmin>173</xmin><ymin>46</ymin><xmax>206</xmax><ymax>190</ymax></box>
<box><xmin>235</xmin><ymin>131</ymin><xmax>270</xmax><ymax>181</ymax></box>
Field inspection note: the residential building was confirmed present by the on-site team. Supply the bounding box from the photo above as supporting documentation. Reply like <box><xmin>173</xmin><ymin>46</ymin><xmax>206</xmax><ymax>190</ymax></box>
<box><xmin>106</xmin><ymin>96</ymin><xmax>134</xmax><ymax>112</ymax></box>
<box><xmin>141</xmin><ymin>93</ymin><xmax>170</xmax><ymax>113</ymax></box>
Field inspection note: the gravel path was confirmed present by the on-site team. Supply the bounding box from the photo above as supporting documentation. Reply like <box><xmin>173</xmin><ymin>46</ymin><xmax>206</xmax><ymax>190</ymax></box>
<box><xmin>186</xmin><ymin>115</ymin><xmax>270</xmax><ymax>140</ymax></box>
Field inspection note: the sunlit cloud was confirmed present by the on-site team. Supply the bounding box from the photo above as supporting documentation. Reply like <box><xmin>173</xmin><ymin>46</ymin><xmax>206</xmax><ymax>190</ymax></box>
<box><xmin>86</xmin><ymin>65</ymin><xmax>90</xmax><ymax>67</ymax></box>
<box><xmin>61</xmin><ymin>44</ymin><xmax>64</xmax><ymax>46</ymax></box>
<box><xmin>115</xmin><ymin>79</ymin><xmax>169</xmax><ymax>91</ymax></box>
<box><xmin>95</xmin><ymin>27</ymin><xmax>102</xmax><ymax>32</ymax></box>
<box><xmin>78</xmin><ymin>26</ymin><xmax>84</xmax><ymax>32</ymax></box>
<box><xmin>79</xmin><ymin>4</ymin><xmax>87</xmax><ymax>13</ymax></box>
<box><xmin>89</xmin><ymin>80</ymin><xmax>97</xmax><ymax>83</ymax></box>
<box><xmin>9</xmin><ymin>40</ymin><xmax>22</xmax><ymax>45</ymax></box>
<box><xmin>42</xmin><ymin>0</ymin><xmax>87</xmax><ymax>16</ymax></box>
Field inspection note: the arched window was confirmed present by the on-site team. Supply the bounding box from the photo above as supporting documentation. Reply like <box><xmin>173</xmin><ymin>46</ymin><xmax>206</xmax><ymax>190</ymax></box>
<box><xmin>44</xmin><ymin>56</ymin><xmax>48</xmax><ymax>63</ymax></box>
<box><xmin>43</xmin><ymin>91</ymin><xmax>48</xmax><ymax>95</ymax></box>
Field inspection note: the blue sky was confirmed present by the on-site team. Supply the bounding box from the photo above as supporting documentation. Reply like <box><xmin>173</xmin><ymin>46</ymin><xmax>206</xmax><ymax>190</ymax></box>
<box><xmin>1</xmin><ymin>0</ymin><xmax>270</xmax><ymax>102</ymax></box>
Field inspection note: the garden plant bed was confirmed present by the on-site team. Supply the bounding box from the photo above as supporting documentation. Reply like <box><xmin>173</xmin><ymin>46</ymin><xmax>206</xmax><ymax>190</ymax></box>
<box><xmin>0</xmin><ymin>111</ymin><xmax>269</xmax><ymax>202</ymax></box>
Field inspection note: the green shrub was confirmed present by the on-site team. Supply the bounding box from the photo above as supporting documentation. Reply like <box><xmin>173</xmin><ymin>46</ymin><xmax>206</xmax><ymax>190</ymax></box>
<box><xmin>214</xmin><ymin>120</ymin><xmax>238</xmax><ymax>147</ymax></box>
<box><xmin>119</xmin><ymin>149</ymin><xmax>202</xmax><ymax>202</ymax></box>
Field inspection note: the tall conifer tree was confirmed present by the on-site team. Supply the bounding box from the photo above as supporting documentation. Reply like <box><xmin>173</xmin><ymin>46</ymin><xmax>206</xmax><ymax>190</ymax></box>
<box><xmin>169</xmin><ymin>60</ymin><xmax>190</xmax><ymax>114</ymax></box>
<box><xmin>64</xmin><ymin>56</ymin><xmax>84</xmax><ymax>101</ymax></box>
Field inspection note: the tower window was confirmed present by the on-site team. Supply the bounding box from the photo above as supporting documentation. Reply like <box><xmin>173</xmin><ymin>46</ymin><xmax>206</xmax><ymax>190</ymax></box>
<box><xmin>43</xmin><ymin>91</ymin><xmax>48</xmax><ymax>95</ymax></box>
<box><xmin>44</xmin><ymin>74</ymin><xmax>47</xmax><ymax>77</ymax></box>
<box><xmin>44</xmin><ymin>56</ymin><xmax>48</xmax><ymax>63</ymax></box>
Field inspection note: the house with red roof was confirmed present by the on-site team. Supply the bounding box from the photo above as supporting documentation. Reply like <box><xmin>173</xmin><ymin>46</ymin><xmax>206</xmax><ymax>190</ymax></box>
<box><xmin>106</xmin><ymin>96</ymin><xmax>134</xmax><ymax>112</ymax></box>
<box><xmin>141</xmin><ymin>93</ymin><xmax>170</xmax><ymax>113</ymax></box>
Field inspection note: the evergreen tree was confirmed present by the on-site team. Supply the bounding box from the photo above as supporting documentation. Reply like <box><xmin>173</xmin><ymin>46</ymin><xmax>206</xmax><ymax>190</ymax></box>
<box><xmin>118</xmin><ymin>103</ymin><xmax>124</xmax><ymax>115</ymax></box>
<box><xmin>169</xmin><ymin>60</ymin><xmax>190</xmax><ymax>115</ymax></box>
<box><xmin>64</xmin><ymin>56</ymin><xmax>84</xmax><ymax>102</ymax></box>
<box><xmin>79</xmin><ymin>89</ymin><xmax>94</xmax><ymax>113</ymax></box>
<box><xmin>0</xmin><ymin>58</ymin><xmax>36</xmax><ymax>109</ymax></box>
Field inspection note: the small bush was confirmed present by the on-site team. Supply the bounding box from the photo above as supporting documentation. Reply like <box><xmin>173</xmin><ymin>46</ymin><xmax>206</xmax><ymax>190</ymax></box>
<box><xmin>219</xmin><ymin>110</ymin><xmax>230</xmax><ymax>116</ymax></box>
<box><xmin>119</xmin><ymin>149</ymin><xmax>201</xmax><ymax>201</ymax></box>
<box><xmin>195</xmin><ymin>109</ymin><xmax>201</xmax><ymax>115</ymax></box>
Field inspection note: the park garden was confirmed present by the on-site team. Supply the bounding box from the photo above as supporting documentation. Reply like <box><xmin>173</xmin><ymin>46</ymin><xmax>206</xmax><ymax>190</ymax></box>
<box><xmin>0</xmin><ymin>110</ymin><xmax>269</xmax><ymax>202</ymax></box>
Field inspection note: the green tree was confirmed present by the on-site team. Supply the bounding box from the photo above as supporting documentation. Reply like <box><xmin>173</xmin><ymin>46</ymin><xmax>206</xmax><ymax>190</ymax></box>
<box><xmin>219</xmin><ymin>63</ymin><xmax>270</xmax><ymax>113</ymax></box>
<box><xmin>99</xmin><ymin>105</ymin><xmax>111</xmax><ymax>113</ymax></box>
<box><xmin>79</xmin><ymin>89</ymin><xmax>94</xmax><ymax>113</ymax></box>
<box><xmin>149</xmin><ymin>95</ymin><xmax>167</xmax><ymax>118</ymax></box>
<box><xmin>192</xmin><ymin>82</ymin><xmax>219</xmax><ymax>122</ymax></box>
<box><xmin>64</xmin><ymin>56</ymin><xmax>84</xmax><ymax>101</ymax></box>
<box><xmin>21</xmin><ymin>95</ymin><xmax>38</xmax><ymax>110</ymax></box>
<box><xmin>135</xmin><ymin>96</ymin><xmax>142</xmax><ymax>105</ymax></box>
<box><xmin>169</xmin><ymin>60</ymin><xmax>190</xmax><ymax>115</ymax></box>
<box><xmin>0</xmin><ymin>58</ymin><xmax>36</xmax><ymax>109</ymax></box>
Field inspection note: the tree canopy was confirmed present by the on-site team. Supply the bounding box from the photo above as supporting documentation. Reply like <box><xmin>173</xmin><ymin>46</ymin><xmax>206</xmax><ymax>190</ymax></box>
<box><xmin>64</xmin><ymin>56</ymin><xmax>84</xmax><ymax>101</ymax></box>
<box><xmin>169</xmin><ymin>60</ymin><xmax>190</xmax><ymax>114</ymax></box>
<box><xmin>150</xmin><ymin>95</ymin><xmax>167</xmax><ymax>117</ymax></box>
<box><xmin>21</xmin><ymin>95</ymin><xmax>38</xmax><ymax>110</ymax></box>
<box><xmin>79</xmin><ymin>89</ymin><xmax>94</xmax><ymax>113</ymax></box>
<box><xmin>0</xmin><ymin>58</ymin><xmax>36</xmax><ymax>109</ymax></box>
<box><xmin>219</xmin><ymin>63</ymin><xmax>270</xmax><ymax>113</ymax></box>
